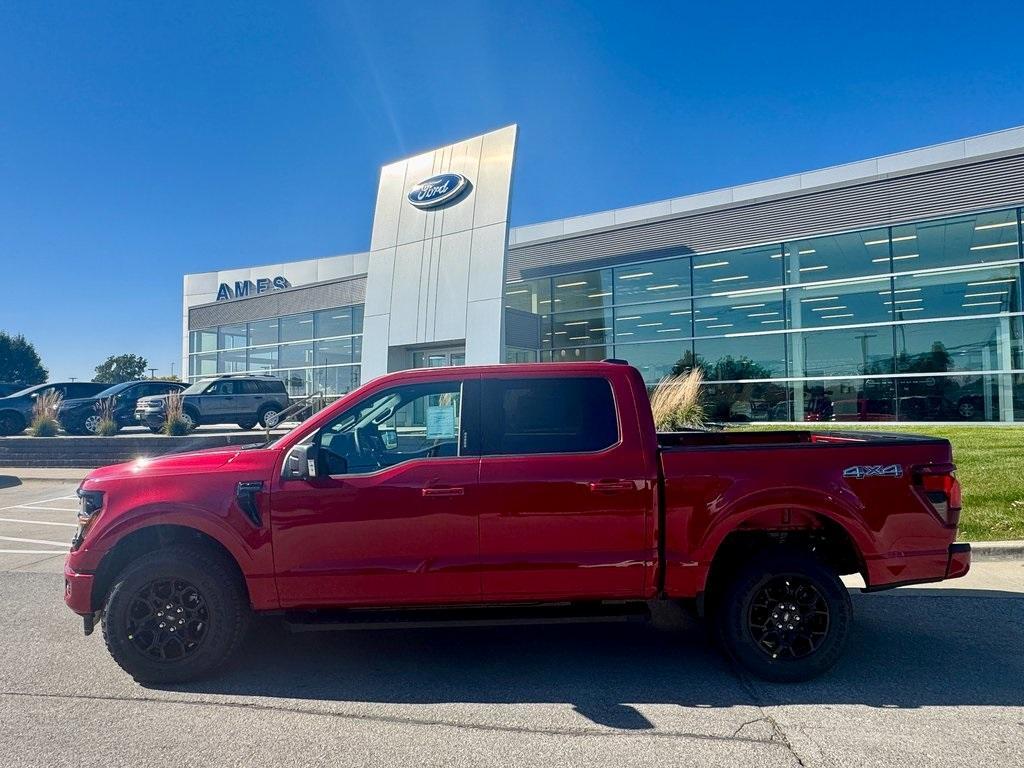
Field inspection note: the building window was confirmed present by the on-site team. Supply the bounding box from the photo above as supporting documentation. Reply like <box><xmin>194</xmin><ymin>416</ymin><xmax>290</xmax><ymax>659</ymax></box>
<box><xmin>187</xmin><ymin>304</ymin><xmax>363</xmax><ymax>398</ymax></box>
<box><xmin>503</xmin><ymin>205</ymin><xmax>1024</xmax><ymax>421</ymax></box>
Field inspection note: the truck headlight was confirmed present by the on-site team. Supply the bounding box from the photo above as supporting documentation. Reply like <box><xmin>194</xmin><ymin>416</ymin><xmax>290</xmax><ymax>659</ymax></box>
<box><xmin>72</xmin><ymin>489</ymin><xmax>104</xmax><ymax>551</ymax></box>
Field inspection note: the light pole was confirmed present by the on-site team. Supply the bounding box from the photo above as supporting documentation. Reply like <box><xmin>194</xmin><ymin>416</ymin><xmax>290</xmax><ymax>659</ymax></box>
<box><xmin>148</xmin><ymin>368</ymin><xmax>157</xmax><ymax>379</ymax></box>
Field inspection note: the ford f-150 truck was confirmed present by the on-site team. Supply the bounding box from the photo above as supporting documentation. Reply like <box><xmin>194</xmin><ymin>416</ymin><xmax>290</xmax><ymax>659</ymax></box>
<box><xmin>63</xmin><ymin>361</ymin><xmax>970</xmax><ymax>683</ymax></box>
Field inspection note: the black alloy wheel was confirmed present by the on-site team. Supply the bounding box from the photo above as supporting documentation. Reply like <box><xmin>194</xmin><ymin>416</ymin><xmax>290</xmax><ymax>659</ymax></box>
<box><xmin>746</xmin><ymin>575</ymin><xmax>830</xmax><ymax>660</ymax></box>
<box><xmin>717</xmin><ymin>549</ymin><xmax>852</xmax><ymax>682</ymax></box>
<box><xmin>126</xmin><ymin>577</ymin><xmax>209</xmax><ymax>662</ymax></box>
<box><xmin>102</xmin><ymin>547</ymin><xmax>250</xmax><ymax>683</ymax></box>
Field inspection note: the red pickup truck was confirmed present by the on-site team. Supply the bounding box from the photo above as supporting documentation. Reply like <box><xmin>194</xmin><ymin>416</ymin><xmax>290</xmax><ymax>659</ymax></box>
<box><xmin>64</xmin><ymin>361</ymin><xmax>970</xmax><ymax>683</ymax></box>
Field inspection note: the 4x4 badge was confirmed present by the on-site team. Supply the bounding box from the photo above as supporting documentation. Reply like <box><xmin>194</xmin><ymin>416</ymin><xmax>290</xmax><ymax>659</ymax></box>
<box><xmin>843</xmin><ymin>464</ymin><xmax>903</xmax><ymax>479</ymax></box>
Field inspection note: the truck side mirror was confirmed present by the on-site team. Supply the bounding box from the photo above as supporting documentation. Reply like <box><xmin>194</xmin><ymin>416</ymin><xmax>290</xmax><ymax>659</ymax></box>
<box><xmin>282</xmin><ymin>443</ymin><xmax>322</xmax><ymax>481</ymax></box>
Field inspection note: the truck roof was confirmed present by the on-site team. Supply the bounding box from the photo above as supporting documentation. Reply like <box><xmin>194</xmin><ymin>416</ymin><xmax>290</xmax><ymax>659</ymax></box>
<box><xmin>369</xmin><ymin>360</ymin><xmax>635</xmax><ymax>385</ymax></box>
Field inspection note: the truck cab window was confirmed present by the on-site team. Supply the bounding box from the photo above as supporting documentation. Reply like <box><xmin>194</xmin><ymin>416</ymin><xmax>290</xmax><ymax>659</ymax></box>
<box><xmin>481</xmin><ymin>377</ymin><xmax>619</xmax><ymax>455</ymax></box>
<box><xmin>316</xmin><ymin>380</ymin><xmax>465</xmax><ymax>474</ymax></box>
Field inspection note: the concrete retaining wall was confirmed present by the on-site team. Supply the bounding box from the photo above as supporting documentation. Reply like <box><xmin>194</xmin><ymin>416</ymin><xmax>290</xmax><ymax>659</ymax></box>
<box><xmin>0</xmin><ymin>434</ymin><xmax>265</xmax><ymax>468</ymax></box>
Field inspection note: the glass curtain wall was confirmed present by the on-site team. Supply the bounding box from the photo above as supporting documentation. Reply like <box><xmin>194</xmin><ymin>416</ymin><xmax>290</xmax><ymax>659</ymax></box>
<box><xmin>188</xmin><ymin>305</ymin><xmax>363</xmax><ymax>397</ymax></box>
<box><xmin>505</xmin><ymin>207</ymin><xmax>1024</xmax><ymax>422</ymax></box>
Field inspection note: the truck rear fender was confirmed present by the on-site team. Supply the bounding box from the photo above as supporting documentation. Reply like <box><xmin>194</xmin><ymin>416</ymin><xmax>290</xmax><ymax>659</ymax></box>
<box><xmin>667</xmin><ymin>488</ymin><xmax>872</xmax><ymax>599</ymax></box>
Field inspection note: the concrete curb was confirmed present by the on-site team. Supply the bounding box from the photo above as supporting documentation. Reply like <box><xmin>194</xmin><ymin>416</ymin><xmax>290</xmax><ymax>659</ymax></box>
<box><xmin>970</xmin><ymin>541</ymin><xmax>1024</xmax><ymax>561</ymax></box>
<box><xmin>0</xmin><ymin>468</ymin><xmax>91</xmax><ymax>484</ymax></box>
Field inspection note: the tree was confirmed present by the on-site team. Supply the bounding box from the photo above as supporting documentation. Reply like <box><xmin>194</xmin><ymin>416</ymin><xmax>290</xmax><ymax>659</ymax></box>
<box><xmin>0</xmin><ymin>331</ymin><xmax>48</xmax><ymax>385</ymax></box>
<box><xmin>93</xmin><ymin>354</ymin><xmax>148</xmax><ymax>384</ymax></box>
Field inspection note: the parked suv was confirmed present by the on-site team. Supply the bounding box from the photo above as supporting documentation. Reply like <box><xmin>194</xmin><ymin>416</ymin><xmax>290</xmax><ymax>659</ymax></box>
<box><xmin>0</xmin><ymin>381</ymin><xmax>108</xmax><ymax>435</ymax></box>
<box><xmin>134</xmin><ymin>375</ymin><xmax>290</xmax><ymax>432</ymax></box>
<box><xmin>59</xmin><ymin>380</ymin><xmax>185</xmax><ymax>435</ymax></box>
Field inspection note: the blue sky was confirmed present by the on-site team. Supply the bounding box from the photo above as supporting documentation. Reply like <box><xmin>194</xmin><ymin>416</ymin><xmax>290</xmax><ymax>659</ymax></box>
<box><xmin>3</xmin><ymin>1</ymin><xmax>1024</xmax><ymax>380</ymax></box>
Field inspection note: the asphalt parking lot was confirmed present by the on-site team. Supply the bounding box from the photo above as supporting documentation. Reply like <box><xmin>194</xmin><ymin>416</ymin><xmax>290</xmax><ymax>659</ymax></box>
<box><xmin>0</xmin><ymin>479</ymin><xmax>1022</xmax><ymax>767</ymax></box>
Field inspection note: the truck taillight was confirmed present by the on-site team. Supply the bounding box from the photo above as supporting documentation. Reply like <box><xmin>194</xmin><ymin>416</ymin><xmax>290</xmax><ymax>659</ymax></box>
<box><xmin>913</xmin><ymin>464</ymin><xmax>961</xmax><ymax>527</ymax></box>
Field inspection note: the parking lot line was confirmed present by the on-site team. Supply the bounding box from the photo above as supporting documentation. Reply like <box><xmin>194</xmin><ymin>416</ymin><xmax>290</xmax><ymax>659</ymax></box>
<box><xmin>0</xmin><ymin>495</ymin><xmax>78</xmax><ymax>512</ymax></box>
<box><xmin>0</xmin><ymin>535</ymin><xmax>71</xmax><ymax>547</ymax></box>
<box><xmin>0</xmin><ymin>517</ymin><xmax>77</xmax><ymax>528</ymax></box>
<box><xmin>7</xmin><ymin>505</ymin><xmax>79</xmax><ymax>512</ymax></box>
<box><xmin>0</xmin><ymin>549</ymin><xmax>66</xmax><ymax>554</ymax></box>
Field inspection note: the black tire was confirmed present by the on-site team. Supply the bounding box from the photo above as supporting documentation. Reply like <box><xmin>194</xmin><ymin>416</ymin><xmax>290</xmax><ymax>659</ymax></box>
<box><xmin>182</xmin><ymin>407</ymin><xmax>200</xmax><ymax>429</ymax></box>
<box><xmin>716</xmin><ymin>549</ymin><xmax>851</xmax><ymax>682</ymax></box>
<box><xmin>63</xmin><ymin>420</ymin><xmax>88</xmax><ymax>436</ymax></box>
<box><xmin>101</xmin><ymin>547</ymin><xmax>250</xmax><ymax>683</ymax></box>
<box><xmin>0</xmin><ymin>410</ymin><xmax>25</xmax><ymax>436</ymax></box>
<box><xmin>237</xmin><ymin>420</ymin><xmax>257</xmax><ymax>431</ymax></box>
<box><xmin>148</xmin><ymin>425</ymin><xmax>163</xmax><ymax>434</ymax></box>
<box><xmin>257</xmin><ymin>404</ymin><xmax>281</xmax><ymax>429</ymax></box>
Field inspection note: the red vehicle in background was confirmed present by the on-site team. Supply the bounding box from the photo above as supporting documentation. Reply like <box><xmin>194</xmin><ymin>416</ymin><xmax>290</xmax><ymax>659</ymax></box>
<box><xmin>64</xmin><ymin>361</ymin><xmax>969</xmax><ymax>683</ymax></box>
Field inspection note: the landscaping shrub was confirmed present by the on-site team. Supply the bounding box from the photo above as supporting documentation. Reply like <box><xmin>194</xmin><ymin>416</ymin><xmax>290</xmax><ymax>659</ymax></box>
<box><xmin>29</xmin><ymin>389</ymin><xmax>62</xmax><ymax>437</ymax></box>
<box><xmin>94</xmin><ymin>398</ymin><xmax>119</xmax><ymax>436</ymax></box>
<box><xmin>650</xmin><ymin>369</ymin><xmax>706</xmax><ymax>431</ymax></box>
<box><xmin>162</xmin><ymin>391</ymin><xmax>193</xmax><ymax>435</ymax></box>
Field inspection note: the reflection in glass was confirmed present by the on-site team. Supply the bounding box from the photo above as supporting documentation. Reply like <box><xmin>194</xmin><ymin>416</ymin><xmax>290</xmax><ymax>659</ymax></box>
<box><xmin>613</xmin><ymin>341</ymin><xmax>694</xmax><ymax>384</ymax></box>
<box><xmin>896</xmin><ymin>374</ymin><xmax>999</xmax><ymax>421</ymax></box>
<box><xmin>794</xmin><ymin>378</ymin><xmax>896</xmax><ymax>422</ymax></box>
<box><xmin>247</xmin><ymin>346</ymin><xmax>278</xmax><ymax>372</ymax></box>
<box><xmin>795</xmin><ymin>327</ymin><xmax>895</xmax><ymax>378</ymax></box>
<box><xmin>614</xmin><ymin>300</ymin><xmax>692</xmax><ymax>342</ymax></box>
<box><xmin>893</xmin><ymin>263</ymin><xmax>1021</xmax><ymax>320</ymax></box>
<box><xmin>551</xmin><ymin>307</ymin><xmax>614</xmax><ymax>346</ymax></box>
<box><xmin>279</xmin><ymin>314</ymin><xmax>314</xmax><ymax>343</ymax></box>
<box><xmin>550</xmin><ymin>270</ymin><xmax>614</xmax><ymax>312</ymax></box>
<box><xmin>189</xmin><ymin>353</ymin><xmax>217</xmax><ymax>377</ymax></box>
<box><xmin>789</xmin><ymin>277</ymin><xmax>893</xmax><ymax>329</ymax></box>
<box><xmin>693</xmin><ymin>245</ymin><xmax>783</xmax><ymax>295</ymax></box>
<box><xmin>785</xmin><ymin>227</ymin><xmax>890</xmax><ymax>283</ymax></box>
<box><xmin>895</xmin><ymin>316</ymin><xmax>1023</xmax><ymax>373</ymax></box>
<box><xmin>248</xmin><ymin>318</ymin><xmax>279</xmax><ymax>347</ymax></box>
<box><xmin>544</xmin><ymin>346</ymin><xmax>610</xmax><ymax>363</ymax></box>
<box><xmin>279</xmin><ymin>343</ymin><xmax>314</xmax><ymax>369</ymax></box>
<box><xmin>614</xmin><ymin>257</ymin><xmax>691</xmax><ymax>304</ymax></box>
<box><xmin>695</xmin><ymin>334</ymin><xmax>787</xmax><ymax>380</ymax></box>
<box><xmin>693</xmin><ymin>290</ymin><xmax>785</xmax><ymax>335</ymax></box>
<box><xmin>189</xmin><ymin>330</ymin><xmax>218</xmax><ymax>354</ymax></box>
<box><xmin>702</xmin><ymin>381</ymin><xmax>791</xmax><ymax>422</ymax></box>
<box><xmin>505</xmin><ymin>278</ymin><xmax>550</xmax><ymax>314</ymax></box>
<box><xmin>218</xmin><ymin>324</ymin><xmax>247</xmax><ymax>350</ymax></box>
<box><xmin>891</xmin><ymin>209</ymin><xmax>1020</xmax><ymax>272</ymax></box>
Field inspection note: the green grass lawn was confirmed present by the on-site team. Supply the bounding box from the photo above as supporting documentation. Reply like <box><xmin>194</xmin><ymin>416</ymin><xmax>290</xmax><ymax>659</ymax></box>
<box><xmin>728</xmin><ymin>424</ymin><xmax>1024</xmax><ymax>541</ymax></box>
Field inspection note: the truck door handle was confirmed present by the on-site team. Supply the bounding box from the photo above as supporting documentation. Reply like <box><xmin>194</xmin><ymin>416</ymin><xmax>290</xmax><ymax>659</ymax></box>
<box><xmin>422</xmin><ymin>486</ymin><xmax>465</xmax><ymax>497</ymax></box>
<box><xmin>588</xmin><ymin>480</ymin><xmax>635</xmax><ymax>493</ymax></box>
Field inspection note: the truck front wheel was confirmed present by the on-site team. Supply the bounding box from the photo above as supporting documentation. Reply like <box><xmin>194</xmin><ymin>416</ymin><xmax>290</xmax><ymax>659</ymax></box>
<box><xmin>101</xmin><ymin>547</ymin><xmax>250</xmax><ymax>683</ymax></box>
<box><xmin>717</xmin><ymin>549</ymin><xmax>851</xmax><ymax>682</ymax></box>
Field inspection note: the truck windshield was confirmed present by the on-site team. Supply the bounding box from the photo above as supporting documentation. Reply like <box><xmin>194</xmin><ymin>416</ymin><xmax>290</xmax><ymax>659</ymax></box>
<box><xmin>182</xmin><ymin>379</ymin><xmax>216</xmax><ymax>395</ymax></box>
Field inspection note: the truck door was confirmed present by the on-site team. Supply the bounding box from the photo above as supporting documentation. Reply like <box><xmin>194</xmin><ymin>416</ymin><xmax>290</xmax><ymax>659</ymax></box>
<box><xmin>476</xmin><ymin>374</ymin><xmax>656</xmax><ymax>601</ymax></box>
<box><xmin>271</xmin><ymin>375</ymin><xmax>482</xmax><ymax>607</ymax></box>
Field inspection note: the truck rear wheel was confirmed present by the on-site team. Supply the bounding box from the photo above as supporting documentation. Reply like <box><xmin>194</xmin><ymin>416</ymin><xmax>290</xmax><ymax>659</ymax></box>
<box><xmin>717</xmin><ymin>549</ymin><xmax>851</xmax><ymax>682</ymax></box>
<box><xmin>101</xmin><ymin>547</ymin><xmax>250</xmax><ymax>683</ymax></box>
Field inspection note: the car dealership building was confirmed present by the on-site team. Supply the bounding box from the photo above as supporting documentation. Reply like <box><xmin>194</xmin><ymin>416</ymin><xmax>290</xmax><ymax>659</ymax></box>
<box><xmin>183</xmin><ymin>124</ymin><xmax>1024</xmax><ymax>422</ymax></box>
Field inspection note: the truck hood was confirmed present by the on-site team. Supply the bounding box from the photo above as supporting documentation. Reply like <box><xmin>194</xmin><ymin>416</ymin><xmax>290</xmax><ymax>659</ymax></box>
<box><xmin>83</xmin><ymin>446</ymin><xmax>256</xmax><ymax>482</ymax></box>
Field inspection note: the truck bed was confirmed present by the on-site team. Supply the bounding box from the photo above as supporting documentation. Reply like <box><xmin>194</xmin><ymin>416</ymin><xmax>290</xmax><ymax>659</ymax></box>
<box><xmin>657</xmin><ymin>428</ymin><xmax>946</xmax><ymax>450</ymax></box>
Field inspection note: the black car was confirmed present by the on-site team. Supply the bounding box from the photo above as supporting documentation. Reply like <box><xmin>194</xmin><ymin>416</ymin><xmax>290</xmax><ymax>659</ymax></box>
<box><xmin>0</xmin><ymin>381</ymin><xmax>108</xmax><ymax>436</ymax></box>
<box><xmin>59</xmin><ymin>380</ymin><xmax>185</xmax><ymax>435</ymax></box>
<box><xmin>134</xmin><ymin>375</ymin><xmax>291</xmax><ymax>432</ymax></box>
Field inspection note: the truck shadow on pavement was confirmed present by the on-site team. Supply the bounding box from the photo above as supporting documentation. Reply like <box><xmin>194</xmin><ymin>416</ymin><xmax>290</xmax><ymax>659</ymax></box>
<box><xmin>163</xmin><ymin>588</ymin><xmax>1024</xmax><ymax>730</ymax></box>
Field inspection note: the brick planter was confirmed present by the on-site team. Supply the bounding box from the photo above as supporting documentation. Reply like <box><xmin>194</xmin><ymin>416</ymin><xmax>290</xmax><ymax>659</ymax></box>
<box><xmin>0</xmin><ymin>433</ymin><xmax>266</xmax><ymax>468</ymax></box>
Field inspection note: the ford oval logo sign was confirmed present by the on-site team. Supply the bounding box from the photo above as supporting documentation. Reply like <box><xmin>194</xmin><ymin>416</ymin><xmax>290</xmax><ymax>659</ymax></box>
<box><xmin>407</xmin><ymin>173</ymin><xmax>470</xmax><ymax>209</ymax></box>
